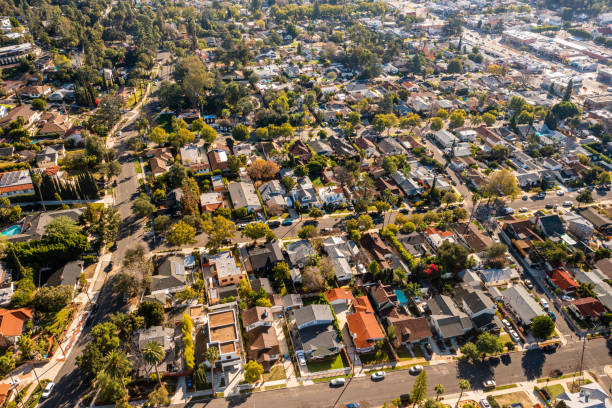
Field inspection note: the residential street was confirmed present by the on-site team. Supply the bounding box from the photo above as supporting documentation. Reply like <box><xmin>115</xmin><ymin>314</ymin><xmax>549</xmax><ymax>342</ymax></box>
<box><xmin>179</xmin><ymin>338</ymin><xmax>612</xmax><ymax>408</ymax></box>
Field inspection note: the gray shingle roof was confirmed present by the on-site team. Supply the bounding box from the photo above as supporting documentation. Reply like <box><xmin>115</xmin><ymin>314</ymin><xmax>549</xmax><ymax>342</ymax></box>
<box><xmin>294</xmin><ymin>304</ymin><xmax>334</xmax><ymax>329</ymax></box>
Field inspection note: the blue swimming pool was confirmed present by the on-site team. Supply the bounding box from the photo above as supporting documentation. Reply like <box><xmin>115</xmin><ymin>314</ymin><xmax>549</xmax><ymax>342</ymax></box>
<box><xmin>1</xmin><ymin>225</ymin><xmax>21</xmax><ymax>236</ymax></box>
<box><xmin>395</xmin><ymin>289</ymin><xmax>409</xmax><ymax>305</ymax></box>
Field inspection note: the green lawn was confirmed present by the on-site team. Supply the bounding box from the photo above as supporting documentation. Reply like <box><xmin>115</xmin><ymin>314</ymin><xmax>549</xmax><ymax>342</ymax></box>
<box><xmin>359</xmin><ymin>345</ymin><xmax>391</xmax><ymax>366</ymax></box>
<box><xmin>396</xmin><ymin>346</ymin><xmax>414</xmax><ymax>361</ymax></box>
<box><xmin>543</xmin><ymin>384</ymin><xmax>565</xmax><ymax>400</ymax></box>
<box><xmin>306</xmin><ymin>354</ymin><xmax>346</xmax><ymax>372</ymax></box>
<box><xmin>135</xmin><ymin>160</ymin><xmax>143</xmax><ymax>174</ymax></box>
<box><xmin>262</xmin><ymin>363</ymin><xmax>287</xmax><ymax>382</ymax></box>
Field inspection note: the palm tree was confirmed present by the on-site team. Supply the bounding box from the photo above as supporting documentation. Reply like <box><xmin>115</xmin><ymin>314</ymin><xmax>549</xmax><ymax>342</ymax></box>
<box><xmin>30</xmin><ymin>172</ymin><xmax>45</xmax><ymax>212</ymax></box>
<box><xmin>103</xmin><ymin>350</ymin><xmax>133</xmax><ymax>392</ymax></box>
<box><xmin>435</xmin><ymin>384</ymin><xmax>445</xmax><ymax>401</ymax></box>
<box><xmin>205</xmin><ymin>346</ymin><xmax>219</xmax><ymax>396</ymax></box>
<box><xmin>457</xmin><ymin>379</ymin><xmax>470</xmax><ymax>408</ymax></box>
<box><xmin>142</xmin><ymin>341</ymin><xmax>166</xmax><ymax>388</ymax></box>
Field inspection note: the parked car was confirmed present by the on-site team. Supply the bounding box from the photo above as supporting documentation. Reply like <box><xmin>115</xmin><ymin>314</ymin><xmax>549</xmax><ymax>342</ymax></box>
<box><xmin>501</xmin><ymin>319</ymin><xmax>511</xmax><ymax>327</ymax></box>
<box><xmin>545</xmin><ymin>203</ymin><xmax>553</xmax><ymax>209</ymax></box>
<box><xmin>556</xmin><ymin>190</ymin><xmax>564</xmax><ymax>196</ymax></box>
<box><xmin>268</xmin><ymin>221</ymin><xmax>280</xmax><ymax>228</ymax></box>
<box><xmin>540</xmin><ymin>299</ymin><xmax>549</xmax><ymax>309</ymax></box>
<box><xmin>537</xmin><ymin>192</ymin><xmax>546</xmax><ymax>199</ymax></box>
<box><xmin>502</xmin><ymin>207</ymin><xmax>515</xmax><ymax>215</ymax></box>
<box><xmin>347</xmin><ymin>404</ymin><xmax>361</xmax><ymax>408</ymax></box>
<box><xmin>370</xmin><ymin>371</ymin><xmax>386</xmax><ymax>381</ymax></box>
<box><xmin>548</xmin><ymin>311</ymin><xmax>556</xmax><ymax>321</ymax></box>
<box><xmin>281</xmin><ymin>219</ymin><xmax>293</xmax><ymax>226</ymax></box>
<box><xmin>524</xmin><ymin>279</ymin><xmax>534</xmax><ymax>289</ymax></box>
<box><xmin>409</xmin><ymin>365</ymin><xmax>424</xmax><ymax>375</ymax></box>
<box><xmin>296</xmin><ymin>351</ymin><xmax>306</xmax><ymax>365</ymax></box>
<box><xmin>563</xmin><ymin>201</ymin><xmax>573</xmax><ymax>207</ymax></box>
<box><xmin>522</xmin><ymin>195</ymin><xmax>528</xmax><ymax>200</ymax></box>
<box><xmin>519</xmin><ymin>207</ymin><xmax>528</xmax><ymax>212</ymax></box>
<box><xmin>42</xmin><ymin>382</ymin><xmax>55</xmax><ymax>398</ymax></box>
<box><xmin>330</xmin><ymin>378</ymin><xmax>346</xmax><ymax>387</ymax></box>
<box><xmin>480</xmin><ymin>399</ymin><xmax>492</xmax><ymax>408</ymax></box>
<box><xmin>482</xmin><ymin>380</ymin><xmax>496</xmax><ymax>389</ymax></box>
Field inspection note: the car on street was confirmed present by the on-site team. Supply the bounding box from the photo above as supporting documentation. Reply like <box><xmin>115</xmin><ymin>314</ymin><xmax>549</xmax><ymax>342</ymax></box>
<box><xmin>519</xmin><ymin>207</ymin><xmax>528</xmax><ymax>212</ymax></box>
<box><xmin>537</xmin><ymin>192</ymin><xmax>546</xmax><ymax>199</ymax></box>
<box><xmin>480</xmin><ymin>399</ymin><xmax>492</xmax><ymax>408</ymax></box>
<box><xmin>347</xmin><ymin>404</ymin><xmax>361</xmax><ymax>408</ymax></box>
<box><xmin>330</xmin><ymin>378</ymin><xmax>346</xmax><ymax>387</ymax></box>
<box><xmin>502</xmin><ymin>207</ymin><xmax>515</xmax><ymax>215</ymax></box>
<box><xmin>42</xmin><ymin>382</ymin><xmax>55</xmax><ymax>398</ymax></box>
<box><xmin>482</xmin><ymin>380</ymin><xmax>496</xmax><ymax>389</ymax></box>
<box><xmin>524</xmin><ymin>279</ymin><xmax>534</xmax><ymax>289</ymax></box>
<box><xmin>540</xmin><ymin>299</ymin><xmax>549</xmax><ymax>309</ymax></box>
<box><xmin>522</xmin><ymin>195</ymin><xmax>528</xmax><ymax>200</ymax></box>
<box><xmin>545</xmin><ymin>203</ymin><xmax>553</xmax><ymax>209</ymax></box>
<box><xmin>268</xmin><ymin>221</ymin><xmax>280</xmax><ymax>228</ymax></box>
<box><xmin>281</xmin><ymin>219</ymin><xmax>293</xmax><ymax>226</ymax></box>
<box><xmin>548</xmin><ymin>311</ymin><xmax>556</xmax><ymax>321</ymax></box>
<box><xmin>563</xmin><ymin>201</ymin><xmax>573</xmax><ymax>207</ymax></box>
<box><xmin>556</xmin><ymin>190</ymin><xmax>564</xmax><ymax>196</ymax></box>
<box><xmin>502</xmin><ymin>318</ymin><xmax>511</xmax><ymax>327</ymax></box>
<box><xmin>409</xmin><ymin>365</ymin><xmax>424</xmax><ymax>375</ymax></box>
<box><xmin>370</xmin><ymin>371</ymin><xmax>386</xmax><ymax>381</ymax></box>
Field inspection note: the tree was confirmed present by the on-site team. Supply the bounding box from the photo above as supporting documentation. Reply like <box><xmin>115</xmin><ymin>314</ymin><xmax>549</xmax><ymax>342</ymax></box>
<box><xmin>0</xmin><ymin>353</ymin><xmax>15</xmax><ymax>378</ymax></box>
<box><xmin>243</xmin><ymin>360</ymin><xmax>264</xmax><ymax>383</ymax></box>
<box><xmin>31</xmin><ymin>172</ymin><xmax>45</xmax><ymax>212</ymax></box>
<box><xmin>200</xmin><ymin>124</ymin><xmax>218</xmax><ymax>144</ymax></box>
<box><xmin>447</xmin><ymin>58</ymin><xmax>463</xmax><ymax>74</ymax></box>
<box><xmin>435</xmin><ymin>384</ymin><xmax>445</xmax><ymax>401</ymax></box>
<box><xmin>77</xmin><ymin>322</ymin><xmax>120</xmax><ymax>375</ymax></box>
<box><xmin>167</xmin><ymin>221</ymin><xmax>196</xmax><ymax>246</ymax></box>
<box><xmin>457</xmin><ymin>380</ymin><xmax>470</xmax><ymax>407</ymax></box>
<box><xmin>552</xmin><ymin>102</ymin><xmax>580</xmax><ymax>121</ymax></box>
<box><xmin>383</xmin><ymin>156</ymin><xmax>398</xmax><ymax>175</ymax></box>
<box><xmin>449</xmin><ymin>110</ymin><xmax>466</xmax><ymax>128</ymax></box>
<box><xmin>482</xmin><ymin>112</ymin><xmax>496</xmax><ymax>126</ymax></box>
<box><xmin>485</xmin><ymin>169</ymin><xmax>519</xmax><ymax>199</ymax></box>
<box><xmin>373</xmin><ymin>113</ymin><xmax>398</xmax><ymax>135</ymax></box>
<box><xmin>489</xmin><ymin>145</ymin><xmax>509</xmax><ymax>161</ymax></box>
<box><xmin>272</xmin><ymin>262</ymin><xmax>290</xmax><ymax>285</ymax></box>
<box><xmin>577</xmin><ymin>189</ymin><xmax>594</xmax><ymax>203</ymax></box>
<box><xmin>460</xmin><ymin>342</ymin><xmax>480</xmax><ymax>362</ymax></box>
<box><xmin>154</xmin><ymin>215</ymin><xmax>172</xmax><ymax>234</ymax></box>
<box><xmin>576</xmin><ymin>282</ymin><xmax>597</xmax><ymax>298</ymax></box>
<box><xmin>298</xmin><ymin>225</ymin><xmax>318</xmax><ymax>239</ymax></box>
<box><xmin>436</xmin><ymin>241</ymin><xmax>471</xmax><ymax>275</ymax></box>
<box><xmin>142</xmin><ymin>341</ymin><xmax>166</xmax><ymax>387</ymax></box>
<box><xmin>484</xmin><ymin>243</ymin><xmax>507</xmax><ymax>262</ymax></box>
<box><xmin>33</xmin><ymin>285</ymin><xmax>74</xmax><ymax>313</ymax></box>
<box><xmin>309</xmin><ymin>207</ymin><xmax>323</xmax><ymax>218</ymax></box>
<box><xmin>132</xmin><ymin>195</ymin><xmax>156</xmax><ymax>218</ymax></box>
<box><xmin>563</xmin><ymin>79</ymin><xmax>573</xmax><ymax>102</ymax></box>
<box><xmin>302</xmin><ymin>265</ymin><xmax>326</xmax><ymax>291</ymax></box>
<box><xmin>531</xmin><ymin>315</ymin><xmax>555</xmax><ymax>340</ymax></box>
<box><xmin>430</xmin><ymin>117</ymin><xmax>444</xmax><ymax>131</ymax></box>
<box><xmin>248</xmin><ymin>159</ymin><xmax>279</xmax><ymax>180</ymax></box>
<box><xmin>411</xmin><ymin>370</ymin><xmax>427</xmax><ymax>407</ymax></box>
<box><xmin>375</xmin><ymin>200</ymin><xmax>391</xmax><ymax>214</ymax></box>
<box><xmin>31</xmin><ymin>98</ymin><xmax>46</xmax><ymax>111</ymax></box>
<box><xmin>203</xmin><ymin>215</ymin><xmax>236</xmax><ymax>250</ymax></box>
<box><xmin>281</xmin><ymin>176</ymin><xmax>296</xmax><ymax>191</ymax></box>
<box><xmin>148</xmin><ymin>385</ymin><xmax>170</xmax><ymax>407</ymax></box>
<box><xmin>150</xmin><ymin>127</ymin><xmax>168</xmax><ymax>145</ymax></box>
<box><xmin>17</xmin><ymin>334</ymin><xmax>33</xmax><ymax>360</ymax></box>
<box><xmin>475</xmin><ymin>332</ymin><xmax>503</xmax><ymax>357</ymax></box>
<box><xmin>544</xmin><ymin>111</ymin><xmax>558</xmax><ymax>131</ymax></box>
<box><xmin>138</xmin><ymin>301</ymin><xmax>165</xmax><ymax>327</ymax></box>
<box><xmin>232</xmin><ymin>124</ymin><xmax>250</xmax><ymax>141</ymax></box>
<box><xmin>205</xmin><ymin>346</ymin><xmax>219</xmax><ymax>396</ymax></box>
<box><xmin>45</xmin><ymin>216</ymin><xmax>80</xmax><ymax>235</ymax></box>
<box><xmin>242</xmin><ymin>222</ymin><xmax>274</xmax><ymax>241</ymax></box>
<box><xmin>405</xmin><ymin>282</ymin><xmax>422</xmax><ymax>298</ymax></box>
<box><xmin>103</xmin><ymin>350</ymin><xmax>132</xmax><ymax>392</ymax></box>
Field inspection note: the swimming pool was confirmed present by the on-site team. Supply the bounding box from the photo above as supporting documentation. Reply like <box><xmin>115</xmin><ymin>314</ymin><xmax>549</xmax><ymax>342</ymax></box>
<box><xmin>1</xmin><ymin>225</ymin><xmax>21</xmax><ymax>236</ymax></box>
<box><xmin>395</xmin><ymin>289</ymin><xmax>409</xmax><ymax>305</ymax></box>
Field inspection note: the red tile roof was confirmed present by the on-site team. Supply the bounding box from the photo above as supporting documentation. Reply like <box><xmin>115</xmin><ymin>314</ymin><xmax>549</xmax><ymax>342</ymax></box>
<box><xmin>325</xmin><ymin>288</ymin><xmax>355</xmax><ymax>304</ymax></box>
<box><xmin>571</xmin><ymin>297</ymin><xmax>606</xmax><ymax>318</ymax></box>
<box><xmin>0</xmin><ymin>307</ymin><xmax>33</xmax><ymax>337</ymax></box>
<box><xmin>346</xmin><ymin>311</ymin><xmax>384</xmax><ymax>350</ymax></box>
<box><xmin>354</xmin><ymin>295</ymin><xmax>374</xmax><ymax>314</ymax></box>
<box><xmin>424</xmin><ymin>227</ymin><xmax>454</xmax><ymax>238</ymax></box>
<box><xmin>548</xmin><ymin>269</ymin><xmax>578</xmax><ymax>291</ymax></box>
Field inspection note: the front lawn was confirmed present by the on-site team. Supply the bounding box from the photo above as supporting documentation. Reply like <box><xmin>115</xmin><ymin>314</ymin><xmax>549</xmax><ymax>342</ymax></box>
<box><xmin>262</xmin><ymin>363</ymin><xmax>287</xmax><ymax>382</ymax></box>
<box><xmin>306</xmin><ymin>354</ymin><xmax>347</xmax><ymax>372</ymax></box>
<box><xmin>543</xmin><ymin>384</ymin><xmax>565</xmax><ymax>400</ymax></box>
<box><xmin>360</xmin><ymin>344</ymin><xmax>392</xmax><ymax>366</ymax></box>
<box><xmin>494</xmin><ymin>391</ymin><xmax>533</xmax><ymax>408</ymax></box>
<box><xmin>396</xmin><ymin>346</ymin><xmax>414</xmax><ymax>361</ymax></box>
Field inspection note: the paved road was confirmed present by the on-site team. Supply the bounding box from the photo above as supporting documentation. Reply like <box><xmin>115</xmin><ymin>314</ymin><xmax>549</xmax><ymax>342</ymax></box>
<box><xmin>176</xmin><ymin>338</ymin><xmax>612</xmax><ymax>408</ymax></box>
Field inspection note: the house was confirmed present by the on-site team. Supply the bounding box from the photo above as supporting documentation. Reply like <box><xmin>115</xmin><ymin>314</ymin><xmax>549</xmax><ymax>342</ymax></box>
<box><xmin>479</xmin><ymin>268</ymin><xmax>520</xmax><ymax>286</ymax></box>
<box><xmin>556</xmin><ymin>383</ymin><xmax>611</xmax><ymax>408</ymax></box>
<box><xmin>19</xmin><ymin>85</ymin><xmax>52</xmax><ymax>99</ymax></box>
<box><xmin>455</xmin><ymin>223</ymin><xmax>493</xmax><ymax>253</ymax></box>
<box><xmin>325</xmin><ymin>288</ymin><xmax>355</xmax><ymax>308</ymax></box>
<box><xmin>433</xmin><ymin>130</ymin><xmax>458</xmax><ymax>148</ymax></box>
<box><xmin>180</xmin><ymin>144</ymin><xmax>210</xmax><ymax>173</ymax></box>
<box><xmin>503</xmin><ymin>285</ymin><xmax>544</xmax><ymax>325</ymax></box>
<box><xmin>200</xmin><ymin>192</ymin><xmax>224</xmax><ymax>212</ymax></box>
<box><xmin>0</xmin><ymin>383</ymin><xmax>11</xmax><ymax>406</ymax></box>
<box><xmin>392</xmin><ymin>172</ymin><xmax>424</xmax><ymax>197</ymax></box>
<box><xmin>208</xmin><ymin>149</ymin><xmax>228</xmax><ymax>171</ymax></box>
<box><xmin>360</xmin><ymin>232</ymin><xmax>392</xmax><ymax>270</ymax></box>
<box><xmin>246</xmin><ymin>240</ymin><xmax>284</xmax><ymax>273</ymax></box>
<box><xmin>397</xmin><ymin>232</ymin><xmax>430</xmax><ymax>257</ymax></box>
<box><xmin>151</xmin><ymin>256</ymin><xmax>187</xmax><ymax>295</ymax></box>
<box><xmin>377</xmin><ymin>138</ymin><xmax>406</xmax><ymax>156</ymax></box>
<box><xmin>149</xmin><ymin>148</ymin><xmax>173</xmax><ymax>177</ymax></box>
<box><xmin>564</xmin><ymin>212</ymin><xmax>594</xmax><ymax>240</ymax></box>
<box><xmin>575</xmin><ymin>270</ymin><xmax>612</xmax><ymax>311</ymax></box>
<box><xmin>355</xmin><ymin>136</ymin><xmax>379</xmax><ymax>157</ymax></box>
<box><xmin>536</xmin><ymin>214</ymin><xmax>565</xmax><ymax>237</ymax></box>
<box><xmin>281</xmin><ymin>294</ymin><xmax>303</xmax><ymax>311</ymax></box>
<box><xmin>385</xmin><ymin>310</ymin><xmax>432</xmax><ymax>345</ymax></box>
<box><xmin>309</xmin><ymin>140</ymin><xmax>333</xmax><ymax>156</ymax></box>
<box><xmin>242</xmin><ymin>306</ymin><xmax>280</xmax><ymax>371</ymax></box>
<box><xmin>427</xmin><ymin>295</ymin><xmax>473</xmax><ymax>339</ymax></box>
<box><xmin>293</xmin><ymin>304</ymin><xmax>343</xmax><ymax>360</ymax></box>
<box><xmin>198</xmin><ymin>304</ymin><xmax>243</xmax><ymax>371</ymax></box>
<box><xmin>346</xmin><ymin>311</ymin><xmax>384</xmax><ymax>353</ymax></box>
<box><xmin>289</xmin><ymin>140</ymin><xmax>312</xmax><ymax>163</ymax></box>
<box><xmin>0</xmin><ymin>170</ymin><xmax>34</xmax><ymax>197</ymax></box>
<box><xmin>579</xmin><ymin>208</ymin><xmax>612</xmax><ymax>235</ymax></box>
<box><xmin>368</xmin><ymin>282</ymin><xmax>398</xmax><ymax>314</ymax></box>
<box><xmin>322</xmin><ymin>236</ymin><xmax>360</xmax><ymax>260</ymax></box>
<box><xmin>317</xmin><ymin>186</ymin><xmax>346</xmax><ymax>206</ymax></box>
<box><xmin>285</xmin><ymin>240</ymin><xmax>316</xmax><ymax>267</ymax></box>
<box><xmin>259</xmin><ymin>180</ymin><xmax>288</xmax><ymax>212</ymax></box>
<box><xmin>424</xmin><ymin>227</ymin><xmax>457</xmax><ymax>251</ymax></box>
<box><xmin>595</xmin><ymin>258</ymin><xmax>612</xmax><ymax>280</ymax></box>
<box><xmin>207</xmin><ymin>251</ymin><xmax>246</xmax><ymax>287</ymax></box>
<box><xmin>38</xmin><ymin>113</ymin><xmax>72</xmax><ymax>136</ymax></box>
<box><xmin>547</xmin><ymin>269</ymin><xmax>578</xmax><ymax>294</ymax></box>
<box><xmin>0</xmin><ymin>105</ymin><xmax>42</xmax><ymax>129</ymax></box>
<box><xmin>46</xmin><ymin>260</ymin><xmax>83</xmax><ymax>290</ymax></box>
<box><xmin>329</xmin><ymin>135</ymin><xmax>358</xmax><ymax>157</ymax></box>
<box><xmin>569</xmin><ymin>297</ymin><xmax>606</xmax><ymax>322</ymax></box>
<box><xmin>136</xmin><ymin>326</ymin><xmax>177</xmax><ymax>375</ymax></box>
<box><xmin>0</xmin><ymin>307</ymin><xmax>33</xmax><ymax>346</ymax></box>
<box><xmin>457</xmin><ymin>287</ymin><xmax>496</xmax><ymax>330</ymax></box>
<box><xmin>228</xmin><ymin>181</ymin><xmax>262</xmax><ymax>213</ymax></box>
<box><xmin>291</xmin><ymin>177</ymin><xmax>321</xmax><ymax>209</ymax></box>
<box><xmin>251</xmin><ymin>277</ymin><xmax>274</xmax><ymax>295</ymax></box>
<box><xmin>354</xmin><ymin>295</ymin><xmax>375</xmax><ymax>314</ymax></box>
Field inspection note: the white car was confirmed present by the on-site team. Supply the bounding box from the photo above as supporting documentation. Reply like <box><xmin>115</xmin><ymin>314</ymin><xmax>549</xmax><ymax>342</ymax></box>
<box><xmin>330</xmin><ymin>378</ymin><xmax>346</xmax><ymax>387</ymax></box>
<box><xmin>540</xmin><ymin>299</ymin><xmax>549</xmax><ymax>309</ymax></box>
<box><xmin>501</xmin><ymin>319</ymin><xmax>511</xmax><ymax>327</ymax></box>
<box><xmin>480</xmin><ymin>399</ymin><xmax>492</xmax><ymax>408</ymax></box>
<box><xmin>482</xmin><ymin>380</ymin><xmax>496</xmax><ymax>389</ymax></box>
<box><xmin>563</xmin><ymin>201</ymin><xmax>573</xmax><ymax>207</ymax></box>
<box><xmin>409</xmin><ymin>365</ymin><xmax>424</xmax><ymax>375</ymax></box>
<box><xmin>556</xmin><ymin>190</ymin><xmax>564</xmax><ymax>196</ymax></box>
<box><xmin>370</xmin><ymin>371</ymin><xmax>386</xmax><ymax>381</ymax></box>
<box><xmin>519</xmin><ymin>207</ymin><xmax>528</xmax><ymax>212</ymax></box>
<box><xmin>41</xmin><ymin>382</ymin><xmax>55</xmax><ymax>398</ymax></box>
